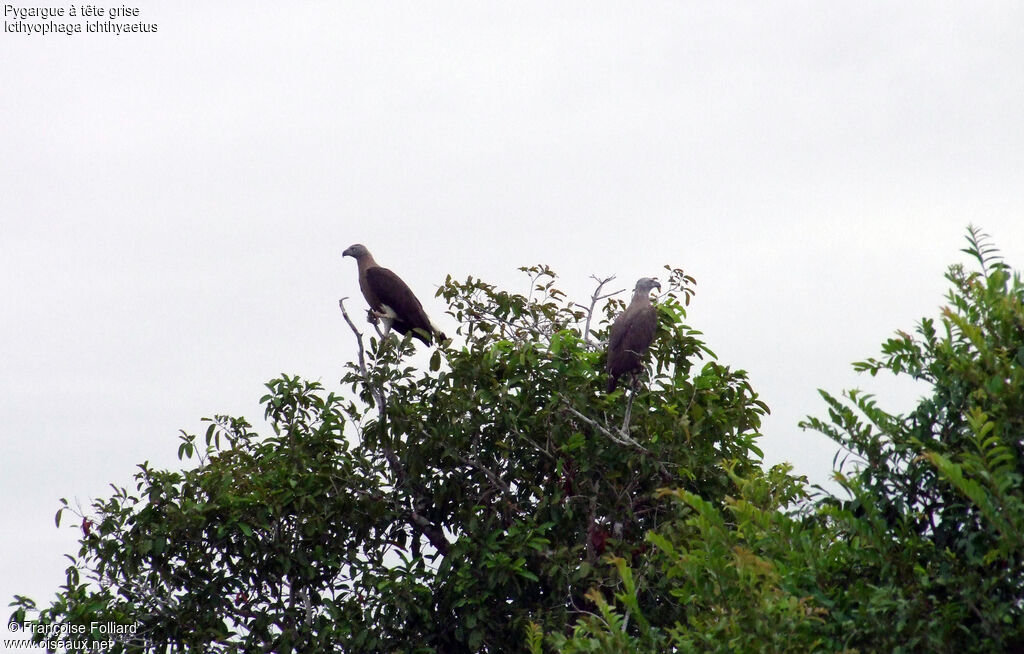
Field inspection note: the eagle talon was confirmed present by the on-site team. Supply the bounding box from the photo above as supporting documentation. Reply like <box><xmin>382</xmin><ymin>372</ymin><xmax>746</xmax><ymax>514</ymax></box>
<box><xmin>366</xmin><ymin>309</ymin><xmax>393</xmax><ymax>325</ymax></box>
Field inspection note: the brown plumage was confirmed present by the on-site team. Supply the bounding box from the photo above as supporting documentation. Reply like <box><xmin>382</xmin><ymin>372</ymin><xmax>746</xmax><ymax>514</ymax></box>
<box><xmin>343</xmin><ymin>244</ymin><xmax>444</xmax><ymax>345</ymax></box>
<box><xmin>606</xmin><ymin>277</ymin><xmax>661</xmax><ymax>392</ymax></box>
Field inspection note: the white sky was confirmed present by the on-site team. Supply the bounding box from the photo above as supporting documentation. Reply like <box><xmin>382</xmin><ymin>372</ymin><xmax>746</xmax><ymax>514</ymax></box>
<box><xmin>3</xmin><ymin>1</ymin><xmax>1023</xmax><ymax>615</ymax></box>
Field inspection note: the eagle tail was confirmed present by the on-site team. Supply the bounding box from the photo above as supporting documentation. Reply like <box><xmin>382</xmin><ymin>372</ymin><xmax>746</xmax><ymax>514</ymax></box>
<box><xmin>606</xmin><ymin>375</ymin><xmax>618</xmax><ymax>393</ymax></box>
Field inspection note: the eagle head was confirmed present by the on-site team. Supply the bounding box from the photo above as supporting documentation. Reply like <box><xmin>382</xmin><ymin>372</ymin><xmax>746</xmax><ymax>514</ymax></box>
<box><xmin>635</xmin><ymin>277</ymin><xmax>661</xmax><ymax>294</ymax></box>
<box><xmin>343</xmin><ymin>244</ymin><xmax>370</xmax><ymax>259</ymax></box>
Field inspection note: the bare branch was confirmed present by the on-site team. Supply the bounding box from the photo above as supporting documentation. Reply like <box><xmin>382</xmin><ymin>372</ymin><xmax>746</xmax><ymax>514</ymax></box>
<box><xmin>339</xmin><ymin>297</ymin><xmax>452</xmax><ymax>556</ymax></box>
<box><xmin>580</xmin><ymin>275</ymin><xmax>625</xmax><ymax>346</ymax></box>
<box><xmin>459</xmin><ymin>455</ymin><xmax>517</xmax><ymax>504</ymax></box>
<box><xmin>563</xmin><ymin>404</ymin><xmax>645</xmax><ymax>451</ymax></box>
<box><xmin>563</xmin><ymin>403</ymin><xmax>672</xmax><ymax>483</ymax></box>
<box><xmin>621</xmin><ymin>379</ymin><xmax>637</xmax><ymax>433</ymax></box>
<box><xmin>339</xmin><ymin>299</ymin><xmax>369</xmax><ymax>376</ymax></box>
<box><xmin>516</xmin><ymin>430</ymin><xmax>556</xmax><ymax>461</ymax></box>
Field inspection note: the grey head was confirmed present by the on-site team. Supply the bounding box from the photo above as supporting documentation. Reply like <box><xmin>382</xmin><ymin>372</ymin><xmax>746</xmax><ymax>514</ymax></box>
<box><xmin>343</xmin><ymin>244</ymin><xmax>370</xmax><ymax>259</ymax></box>
<box><xmin>633</xmin><ymin>277</ymin><xmax>661</xmax><ymax>295</ymax></box>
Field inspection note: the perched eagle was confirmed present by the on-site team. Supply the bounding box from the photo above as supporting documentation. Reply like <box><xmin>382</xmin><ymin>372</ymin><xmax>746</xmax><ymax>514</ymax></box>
<box><xmin>606</xmin><ymin>277</ymin><xmax>661</xmax><ymax>392</ymax></box>
<box><xmin>343</xmin><ymin>244</ymin><xmax>445</xmax><ymax>345</ymax></box>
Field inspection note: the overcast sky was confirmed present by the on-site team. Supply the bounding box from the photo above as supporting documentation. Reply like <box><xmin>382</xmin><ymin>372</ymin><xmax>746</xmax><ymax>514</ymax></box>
<box><xmin>3</xmin><ymin>2</ymin><xmax>1023</xmax><ymax>613</ymax></box>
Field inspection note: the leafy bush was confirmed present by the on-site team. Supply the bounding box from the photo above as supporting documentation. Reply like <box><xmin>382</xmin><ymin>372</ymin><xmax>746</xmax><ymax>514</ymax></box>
<box><xmin>548</xmin><ymin>227</ymin><xmax>1024</xmax><ymax>653</ymax></box>
<box><xmin>13</xmin><ymin>228</ymin><xmax>1023</xmax><ymax>653</ymax></box>
<box><xmin>804</xmin><ymin>226</ymin><xmax>1024</xmax><ymax>650</ymax></box>
<box><xmin>11</xmin><ymin>266</ymin><xmax>769</xmax><ymax>653</ymax></box>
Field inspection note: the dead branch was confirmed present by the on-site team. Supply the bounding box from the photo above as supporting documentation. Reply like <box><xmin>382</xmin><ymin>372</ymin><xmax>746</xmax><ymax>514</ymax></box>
<box><xmin>339</xmin><ymin>297</ymin><xmax>452</xmax><ymax>556</ymax></box>
<box><xmin>339</xmin><ymin>298</ymin><xmax>377</xmax><ymax>404</ymax></box>
<box><xmin>563</xmin><ymin>403</ymin><xmax>672</xmax><ymax>483</ymax></box>
<box><xmin>459</xmin><ymin>455</ymin><xmax>517</xmax><ymax>505</ymax></box>
<box><xmin>563</xmin><ymin>404</ymin><xmax>645</xmax><ymax>451</ymax></box>
<box><xmin>621</xmin><ymin>379</ymin><xmax>637</xmax><ymax>434</ymax></box>
<box><xmin>576</xmin><ymin>275</ymin><xmax>624</xmax><ymax>347</ymax></box>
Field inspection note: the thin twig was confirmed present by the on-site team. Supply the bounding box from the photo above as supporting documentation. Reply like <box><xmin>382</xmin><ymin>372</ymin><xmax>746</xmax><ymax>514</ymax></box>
<box><xmin>578</xmin><ymin>275</ymin><xmax>625</xmax><ymax>346</ymax></box>
<box><xmin>621</xmin><ymin>379</ymin><xmax>637</xmax><ymax>433</ymax></box>
<box><xmin>563</xmin><ymin>403</ymin><xmax>673</xmax><ymax>483</ymax></box>
<box><xmin>517</xmin><ymin>430</ymin><xmax>556</xmax><ymax>461</ymax></box>
<box><xmin>338</xmin><ymin>298</ymin><xmax>373</xmax><ymax>397</ymax></box>
<box><xmin>563</xmin><ymin>404</ymin><xmax>645</xmax><ymax>452</ymax></box>
<box><xmin>459</xmin><ymin>455</ymin><xmax>517</xmax><ymax>504</ymax></box>
<box><xmin>338</xmin><ymin>297</ymin><xmax>452</xmax><ymax>556</ymax></box>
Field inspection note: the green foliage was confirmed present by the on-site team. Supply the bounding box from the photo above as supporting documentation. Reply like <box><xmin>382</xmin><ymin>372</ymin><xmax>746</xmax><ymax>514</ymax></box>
<box><xmin>11</xmin><ymin>265</ymin><xmax>769</xmax><ymax>652</ymax></box>
<box><xmin>15</xmin><ymin>228</ymin><xmax>1023</xmax><ymax>653</ymax></box>
<box><xmin>546</xmin><ymin>465</ymin><xmax>834</xmax><ymax>654</ymax></box>
<box><xmin>549</xmin><ymin>226</ymin><xmax>1024</xmax><ymax>653</ymax></box>
<box><xmin>800</xmin><ymin>226</ymin><xmax>1024</xmax><ymax>650</ymax></box>
<box><xmin>19</xmin><ymin>377</ymin><xmax>396</xmax><ymax>652</ymax></box>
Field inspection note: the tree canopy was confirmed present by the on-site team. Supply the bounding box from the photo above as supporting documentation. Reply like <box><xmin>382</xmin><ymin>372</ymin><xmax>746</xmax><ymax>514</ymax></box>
<box><xmin>11</xmin><ymin>227</ymin><xmax>1024</xmax><ymax>653</ymax></box>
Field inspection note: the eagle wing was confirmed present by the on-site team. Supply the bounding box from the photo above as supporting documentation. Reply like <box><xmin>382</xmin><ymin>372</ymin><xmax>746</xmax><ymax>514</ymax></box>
<box><xmin>365</xmin><ymin>266</ymin><xmax>434</xmax><ymax>344</ymax></box>
<box><xmin>606</xmin><ymin>304</ymin><xmax>657</xmax><ymax>391</ymax></box>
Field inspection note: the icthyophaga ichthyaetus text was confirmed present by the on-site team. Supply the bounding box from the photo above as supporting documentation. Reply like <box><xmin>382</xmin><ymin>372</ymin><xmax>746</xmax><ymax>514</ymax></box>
<box><xmin>342</xmin><ymin>244</ymin><xmax>445</xmax><ymax>346</ymax></box>
<box><xmin>605</xmin><ymin>277</ymin><xmax>661</xmax><ymax>392</ymax></box>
